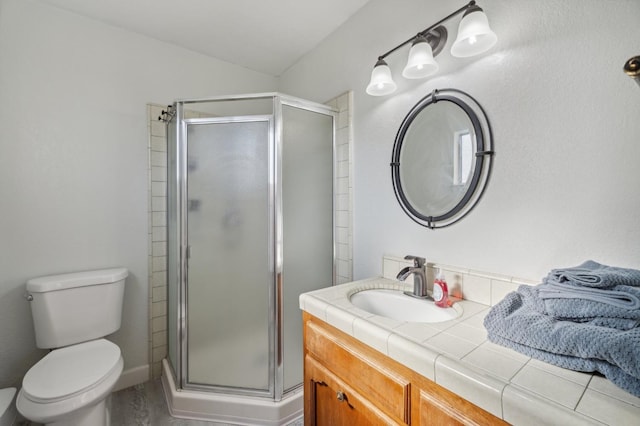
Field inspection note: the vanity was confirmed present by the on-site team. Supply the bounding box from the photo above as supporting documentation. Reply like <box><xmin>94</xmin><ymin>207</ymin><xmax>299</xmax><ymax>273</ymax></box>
<box><xmin>304</xmin><ymin>311</ymin><xmax>505</xmax><ymax>425</ymax></box>
<box><xmin>300</xmin><ymin>276</ymin><xmax>640</xmax><ymax>425</ymax></box>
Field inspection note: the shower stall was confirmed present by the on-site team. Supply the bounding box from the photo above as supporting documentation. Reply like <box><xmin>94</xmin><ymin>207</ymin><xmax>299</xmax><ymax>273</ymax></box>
<box><xmin>162</xmin><ymin>93</ymin><xmax>336</xmax><ymax>425</ymax></box>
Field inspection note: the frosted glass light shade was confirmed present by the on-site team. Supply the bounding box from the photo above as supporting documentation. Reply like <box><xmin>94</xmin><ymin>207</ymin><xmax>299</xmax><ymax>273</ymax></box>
<box><xmin>366</xmin><ymin>59</ymin><xmax>397</xmax><ymax>96</ymax></box>
<box><xmin>451</xmin><ymin>7</ymin><xmax>497</xmax><ymax>58</ymax></box>
<box><xmin>402</xmin><ymin>38</ymin><xmax>439</xmax><ymax>79</ymax></box>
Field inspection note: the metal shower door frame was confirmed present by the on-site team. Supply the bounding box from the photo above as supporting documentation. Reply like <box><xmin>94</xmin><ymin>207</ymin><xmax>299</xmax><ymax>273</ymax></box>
<box><xmin>177</xmin><ymin>113</ymin><xmax>277</xmax><ymax>398</ymax></box>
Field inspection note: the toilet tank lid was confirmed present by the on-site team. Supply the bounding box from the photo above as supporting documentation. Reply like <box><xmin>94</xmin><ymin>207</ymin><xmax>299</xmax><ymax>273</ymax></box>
<box><xmin>26</xmin><ymin>268</ymin><xmax>128</xmax><ymax>293</ymax></box>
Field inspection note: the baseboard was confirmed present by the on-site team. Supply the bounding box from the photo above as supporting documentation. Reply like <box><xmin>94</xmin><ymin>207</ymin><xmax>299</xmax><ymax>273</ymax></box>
<box><xmin>114</xmin><ymin>364</ymin><xmax>149</xmax><ymax>392</ymax></box>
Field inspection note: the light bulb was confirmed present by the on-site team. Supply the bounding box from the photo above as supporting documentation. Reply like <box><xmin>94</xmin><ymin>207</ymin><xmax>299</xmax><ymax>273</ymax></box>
<box><xmin>451</xmin><ymin>6</ymin><xmax>497</xmax><ymax>58</ymax></box>
<box><xmin>366</xmin><ymin>59</ymin><xmax>397</xmax><ymax>96</ymax></box>
<box><xmin>402</xmin><ymin>36</ymin><xmax>438</xmax><ymax>79</ymax></box>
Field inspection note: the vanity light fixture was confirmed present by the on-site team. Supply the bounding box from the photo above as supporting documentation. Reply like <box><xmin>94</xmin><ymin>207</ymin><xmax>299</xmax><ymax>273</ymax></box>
<box><xmin>366</xmin><ymin>0</ymin><xmax>497</xmax><ymax>96</ymax></box>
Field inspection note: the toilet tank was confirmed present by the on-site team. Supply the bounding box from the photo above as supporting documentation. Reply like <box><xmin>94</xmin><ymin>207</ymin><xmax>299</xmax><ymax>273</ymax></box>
<box><xmin>26</xmin><ymin>268</ymin><xmax>128</xmax><ymax>349</ymax></box>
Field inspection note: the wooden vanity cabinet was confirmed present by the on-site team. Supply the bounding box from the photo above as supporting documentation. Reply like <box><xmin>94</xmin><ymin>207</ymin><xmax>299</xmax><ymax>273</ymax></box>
<box><xmin>303</xmin><ymin>312</ymin><xmax>507</xmax><ymax>426</ymax></box>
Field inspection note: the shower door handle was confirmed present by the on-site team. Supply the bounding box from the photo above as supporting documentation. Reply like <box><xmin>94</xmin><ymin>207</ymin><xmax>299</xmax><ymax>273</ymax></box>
<box><xmin>186</xmin><ymin>245</ymin><xmax>192</xmax><ymax>259</ymax></box>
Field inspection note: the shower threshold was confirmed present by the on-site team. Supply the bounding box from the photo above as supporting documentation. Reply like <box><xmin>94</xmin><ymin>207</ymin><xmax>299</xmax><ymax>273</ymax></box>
<box><xmin>160</xmin><ymin>359</ymin><xmax>303</xmax><ymax>426</ymax></box>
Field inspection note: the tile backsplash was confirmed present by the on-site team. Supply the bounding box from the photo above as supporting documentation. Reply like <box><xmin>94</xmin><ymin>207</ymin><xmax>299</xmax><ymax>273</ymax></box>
<box><xmin>382</xmin><ymin>255</ymin><xmax>538</xmax><ymax>306</ymax></box>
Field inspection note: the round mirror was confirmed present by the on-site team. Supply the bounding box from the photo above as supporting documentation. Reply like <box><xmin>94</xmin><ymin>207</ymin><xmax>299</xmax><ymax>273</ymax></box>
<box><xmin>391</xmin><ymin>89</ymin><xmax>494</xmax><ymax>229</ymax></box>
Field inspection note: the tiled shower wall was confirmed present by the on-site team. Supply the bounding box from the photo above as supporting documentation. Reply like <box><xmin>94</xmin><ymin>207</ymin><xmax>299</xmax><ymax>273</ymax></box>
<box><xmin>146</xmin><ymin>93</ymin><xmax>354</xmax><ymax>379</ymax></box>
<box><xmin>147</xmin><ymin>104</ymin><xmax>169</xmax><ymax>379</ymax></box>
<box><xmin>326</xmin><ymin>91</ymin><xmax>354</xmax><ymax>284</ymax></box>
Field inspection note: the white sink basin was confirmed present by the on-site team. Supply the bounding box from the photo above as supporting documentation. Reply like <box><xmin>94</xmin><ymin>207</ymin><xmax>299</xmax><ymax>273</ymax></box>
<box><xmin>350</xmin><ymin>289</ymin><xmax>462</xmax><ymax>323</ymax></box>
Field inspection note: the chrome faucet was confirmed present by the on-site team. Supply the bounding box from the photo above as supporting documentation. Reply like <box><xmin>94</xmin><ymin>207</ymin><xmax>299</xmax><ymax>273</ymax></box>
<box><xmin>397</xmin><ymin>255</ymin><xmax>430</xmax><ymax>299</ymax></box>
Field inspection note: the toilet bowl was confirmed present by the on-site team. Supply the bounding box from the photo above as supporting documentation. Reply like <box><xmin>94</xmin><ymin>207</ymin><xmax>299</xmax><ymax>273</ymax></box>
<box><xmin>16</xmin><ymin>268</ymin><xmax>128</xmax><ymax>426</ymax></box>
<box><xmin>17</xmin><ymin>339</ymin><xmax>123</xmax><ymax>425</ymax></box>
<box><xmin>0</xmin><ymin>387</ymin><xmax>17</xmax><ymax>426</ymax></box>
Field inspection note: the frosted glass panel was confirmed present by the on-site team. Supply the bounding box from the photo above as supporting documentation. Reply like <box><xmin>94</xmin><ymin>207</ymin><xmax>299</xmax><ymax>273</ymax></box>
<box><xmin>186</xmin><ymin>119</ymin><xmax>272</xmax><ymax>391</ymax></box>
<box><xmin>281</xmin><ymin>105</ymin><xmax>334</xmax><ymax>391</ymax></box>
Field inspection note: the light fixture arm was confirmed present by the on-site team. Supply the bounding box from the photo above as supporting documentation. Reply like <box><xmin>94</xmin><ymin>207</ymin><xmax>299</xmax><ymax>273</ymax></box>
<box><xmin>376</xmin><ymin>0</ymin><xmax>476</xmax><ymax>61</ymax></box>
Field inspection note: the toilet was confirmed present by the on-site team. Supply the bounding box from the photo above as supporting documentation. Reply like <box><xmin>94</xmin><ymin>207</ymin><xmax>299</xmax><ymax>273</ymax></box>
<box><xmin>16</xmin><ymin>268</ymin><xmax>128</xmax><ymax>426</ymax></box>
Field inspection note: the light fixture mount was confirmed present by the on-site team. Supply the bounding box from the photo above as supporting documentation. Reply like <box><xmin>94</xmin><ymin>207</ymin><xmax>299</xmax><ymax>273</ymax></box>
<box><xmin>422</xmin><ymin>26</ymin><xmax>448</xmax><ymax>57</ymax></box>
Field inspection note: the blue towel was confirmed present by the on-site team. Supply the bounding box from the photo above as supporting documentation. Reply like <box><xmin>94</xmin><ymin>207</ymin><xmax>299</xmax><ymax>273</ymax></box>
<box><xmin>547</xmin><ymin>260</ymin><xmax>640</xmax><ymax>289</ymax></box>
<box><xmin>538</xmin><ymin>261</ymin><xmax>640</xmax><ymax>330</ymax></box>
<box><xmin>484</xmin><ymin>285</ymin><xmax>640</xmax><ymax>397</ymax></box>
<box><xmin>538</xmin><ymin>282</ymin><xmax>640</xmax><ymax>310</ymax></box>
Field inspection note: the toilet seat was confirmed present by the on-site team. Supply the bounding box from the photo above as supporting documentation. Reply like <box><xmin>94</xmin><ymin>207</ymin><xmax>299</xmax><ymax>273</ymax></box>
<box><xmin>22</xmin><ymin>339</ymin><xmax>121</xmax><ymax>403</ymax></box>
<box><xmin>17</xmin><ymin>339</ymin><xmax>123</xmax><ymax>424</ymax></box>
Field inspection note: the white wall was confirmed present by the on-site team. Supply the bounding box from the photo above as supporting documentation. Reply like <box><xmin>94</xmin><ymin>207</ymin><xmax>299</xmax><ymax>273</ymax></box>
<box><xmin>0</xmin><ymin>0</ymin><xmax>277</xmax><ymax>388</ymax></box>
<box><xmin>280</xmin><ymin>0</ymin><xmax>640</xmax><ymax>282</ymax></box>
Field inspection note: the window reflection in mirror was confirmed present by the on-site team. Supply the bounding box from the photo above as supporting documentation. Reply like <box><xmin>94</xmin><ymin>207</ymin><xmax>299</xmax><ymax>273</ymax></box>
<box><xmin>453</xmin><ymin>130</ymin><xmax>473</xmax><ymax>186</ymax></box>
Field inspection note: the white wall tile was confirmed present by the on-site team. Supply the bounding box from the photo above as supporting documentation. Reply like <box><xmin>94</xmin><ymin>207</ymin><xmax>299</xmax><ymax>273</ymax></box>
<box><xmin>150</xmin><ymin>150</ymin><xmax>167</xmax><ymax>167</ymax></box>
<box><xmin>491</xmin><ymin>279</ymin><xmax>519</xmax><ymax>306</ymax></box>
<box><xmin>152</xmin><ymin>286</ymin><xmax>167</xmax><ymax>302</ymax></box>
<box><xmin>151</xmin><ymin>121</ymin><xmax>166</xmax><ymax>137</ymax></box>
<box><xmin>152</xmin><ymin>211</ymin><xmax>166</xmax><ymax>227</ymax></box>
<box><xmin>151</xmin><ymin>135</ymin><xmax>167</xmax><ymax>152</ymax></box>
<box><xmin>151</xmin><ymin>226</ymin><xmax>166</xmax><ymax>242</ymax></box>
<box><xmin>461</xmin><ymin>273</ymin><xmax>491</xmax><ymax>305</ymax></box>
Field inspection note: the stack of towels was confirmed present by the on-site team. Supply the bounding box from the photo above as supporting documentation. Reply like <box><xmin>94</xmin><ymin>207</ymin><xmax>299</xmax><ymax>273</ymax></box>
<box><xmin>484</xmin><ymin>260</ymin><xmax>640</xmax><ymax>397</ymax></box>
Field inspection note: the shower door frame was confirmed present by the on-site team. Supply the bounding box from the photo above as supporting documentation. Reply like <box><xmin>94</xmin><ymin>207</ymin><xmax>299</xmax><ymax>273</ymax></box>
<box><xmin>168</xmin><ymin>93</ymin><xmax>337</xmax><ymax>402</ymax></box>
<box><xmin>179</xmin><ymin>113</ymin><xmax>277</xmax><ymax>398</ymax></box>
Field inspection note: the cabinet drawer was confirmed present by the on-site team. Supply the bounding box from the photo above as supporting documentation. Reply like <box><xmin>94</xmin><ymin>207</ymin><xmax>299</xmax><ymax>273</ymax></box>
<box><xmin>305</xmin><ymin>318</ymin><xmax>410</xmax><ymax>423</ymax></box>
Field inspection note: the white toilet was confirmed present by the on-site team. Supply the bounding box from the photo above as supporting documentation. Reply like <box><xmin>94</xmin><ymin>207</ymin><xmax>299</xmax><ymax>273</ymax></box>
<box><xmin>16</xmin><ymin>268</ymin><xmax>128</xmax><ymax>426</ymax></box>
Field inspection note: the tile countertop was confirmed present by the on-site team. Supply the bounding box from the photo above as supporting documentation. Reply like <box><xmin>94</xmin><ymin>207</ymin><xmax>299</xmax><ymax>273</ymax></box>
<box><xmin>299</xmin><ymin>277</ymin><xmax>640</xmax><ymax>426</ymax></box>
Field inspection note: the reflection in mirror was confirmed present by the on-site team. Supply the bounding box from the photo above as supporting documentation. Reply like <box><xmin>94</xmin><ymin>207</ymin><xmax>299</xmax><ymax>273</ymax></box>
<box><xmin>391</xmin><ymin>89</ymin><xmax>493</xmax><ymax>229</ymax></box>
<box><xmin>453</xmin><ymin>130</ymin><xmax>473</xmax><ymax>186</ymax></box>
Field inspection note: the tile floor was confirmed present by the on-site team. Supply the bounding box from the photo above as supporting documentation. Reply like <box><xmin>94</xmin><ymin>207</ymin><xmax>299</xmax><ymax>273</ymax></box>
<box><xmin>110</xmin><ymin>379</ymin><xmax>227</xmax><ymax>426</ymax></box>
<box><xmin>17</xmin><ymin>379</ymin><xmax>303</xmax><ymax>426</ymax></box>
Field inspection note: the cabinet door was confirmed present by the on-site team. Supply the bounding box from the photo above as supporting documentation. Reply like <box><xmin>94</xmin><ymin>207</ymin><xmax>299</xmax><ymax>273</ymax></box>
<box><xmin>305</xmin><ymin>356</ymin><xmax>404</xmax><ymax>426</ymax></box>
<box><xmin>304</xmin><ymin>316</ymin><xmax>410</xmax><ymax>421</ymax></box>
<box><xmin>415</xmin><ymin>384</ymin><xmax>507</xmax><ymax>426</ymax></box>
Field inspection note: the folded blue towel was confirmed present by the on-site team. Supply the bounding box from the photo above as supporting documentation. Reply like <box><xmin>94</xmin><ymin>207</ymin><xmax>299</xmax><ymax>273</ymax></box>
<box><xmin>484</xmin><ymin>285</ymin><xmax>640</xmax><ymax>397</ymax></box>
<box><xmin>547</xmin><ymin>260</ymin><xmax>640</xmax><ymax>289</ymax></box>
<box><xmin>537</xmin><ymin>283</ymin><xmax>640</xmax><ymax>329</ymax></box>
<box><xmin>538</xmin><ymin>261</ymin><xmax>640</xmax><ymax>330</ymax></box>
<box><xmin>538</xmin><ymin>282</ymin><xmax>640</xmax><ymax>310</ymax></box>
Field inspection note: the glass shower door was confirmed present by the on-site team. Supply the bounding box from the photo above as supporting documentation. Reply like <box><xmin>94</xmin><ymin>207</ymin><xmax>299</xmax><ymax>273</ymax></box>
<box><xmin>280</xmin><ymin>104</ymin><xmax>334</xmax><ymax>393</ymax></box>
<box><xmin>185</xmin><ymin>116</ymin><xmax>274</xmax><ymax>394</ymax></box>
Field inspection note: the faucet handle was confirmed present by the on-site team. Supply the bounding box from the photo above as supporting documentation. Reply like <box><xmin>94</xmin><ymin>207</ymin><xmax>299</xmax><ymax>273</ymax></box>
<box><xmin>404</xmin><ymin>255</ymin><xmax>426</xmax><ymax>268</ymax></box>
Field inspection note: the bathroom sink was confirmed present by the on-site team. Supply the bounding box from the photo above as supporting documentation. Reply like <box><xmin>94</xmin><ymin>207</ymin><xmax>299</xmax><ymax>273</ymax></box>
<box><xmin>350</xmin><ymin>289</ymin><xmax>462</xmax><ymax>323</ymax></box>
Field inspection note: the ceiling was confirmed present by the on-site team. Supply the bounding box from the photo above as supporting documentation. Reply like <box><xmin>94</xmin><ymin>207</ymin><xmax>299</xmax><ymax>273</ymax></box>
<box><xmin>35</xmin><ymin>0</ymin><xmax>372</xmax><ymax>76</ymax></box>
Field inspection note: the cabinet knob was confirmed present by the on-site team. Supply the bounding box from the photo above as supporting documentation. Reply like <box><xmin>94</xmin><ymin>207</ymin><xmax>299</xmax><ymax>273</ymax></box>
<box><xmin>336</xmin><ymin>390</ymin><xmax>346</xmax><ymax>402</ymax></box>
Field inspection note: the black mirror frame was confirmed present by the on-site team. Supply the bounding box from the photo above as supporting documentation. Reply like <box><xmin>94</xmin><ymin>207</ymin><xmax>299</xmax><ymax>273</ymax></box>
<box><xmin>391</xmin><ymin>88</ymin><xmax>494</xmax><ymax>229</ymax></box>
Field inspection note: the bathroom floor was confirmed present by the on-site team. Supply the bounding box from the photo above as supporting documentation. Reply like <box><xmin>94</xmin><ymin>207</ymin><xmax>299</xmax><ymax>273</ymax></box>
<box><xmin>109</xmin><ymin>379</ymin><xmax>228</xmax><ymax>425</ymax></box>
<box><xmin>17</xmin><ymin>379</ymin><xmax>303</xmax><ymax>426</ymax></box>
